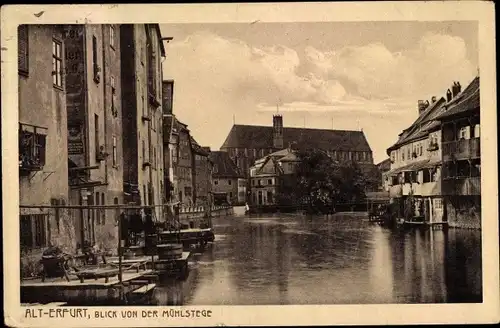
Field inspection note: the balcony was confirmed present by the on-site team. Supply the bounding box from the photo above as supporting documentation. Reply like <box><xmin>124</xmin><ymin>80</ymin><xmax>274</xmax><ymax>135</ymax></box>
<box><xmin>420</xmin><ymin>181</ymin><xmax>441</xmax><ymax>196</ymax></box>
<box><xmin>442</xmin><ymin>138</ymin><xmax>480</xmax><ymax>162</ymax></box>
<box><xmin>389</xmin><ymin>184</ymin><xmax>402</xmax><ymax>198</ymax></box>
<box><xmin>442</xmin><ymin>176</ymin><xmax>480</xmax><ymax>196</ymax></box>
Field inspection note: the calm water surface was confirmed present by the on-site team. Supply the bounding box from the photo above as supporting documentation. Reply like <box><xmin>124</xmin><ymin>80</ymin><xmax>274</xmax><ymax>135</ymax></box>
<box><xmin>153</xmin><ymin>213</ymin><xmax>482</xmax><ymax>305</ymax></box>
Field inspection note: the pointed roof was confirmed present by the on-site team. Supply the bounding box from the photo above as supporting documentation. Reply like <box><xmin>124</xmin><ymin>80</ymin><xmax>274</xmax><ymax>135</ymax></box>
<box><xmin>435</xmin><ymin>76</ymin><xmax>480</xmax><ymax>120</ymax></box>
<box><xmin>209</xmin><ymin>151</ymin><xmax>243</xmax><ymax>178</ymax></box>
<box><xmin>376</xmin><ymin>158</ymin><xmax>392</xmax><ymax>172</ymax></box>
<box><xmin>191</xmin><ymin>136</ymin><xmax>210</xmax><ymax>156</ymax></box>
<box><xmin>221</xmin><ymin>125</ymin><xmax>372</xmax><ymax>152</ymax></box>
<box><xmin>387</xmin><ymin>96</ymin><xmax>447</xmax><ymax>153</ymax></box>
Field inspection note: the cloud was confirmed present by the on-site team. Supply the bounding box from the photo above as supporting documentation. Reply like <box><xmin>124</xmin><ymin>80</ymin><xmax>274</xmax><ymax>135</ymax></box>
<box><xmin>162</xmin><ymin>30</ymin><xmax>477</xmax><ymax>161</ymax></box>
<box><xmin>301</xmin><ymin>32</ymin><xmax>476</xmax><ymax>101</ymax></box>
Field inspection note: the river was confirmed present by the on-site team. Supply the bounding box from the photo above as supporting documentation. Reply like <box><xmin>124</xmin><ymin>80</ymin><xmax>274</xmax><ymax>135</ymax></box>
<box><xmin>152</xmin><ymin>212</ymin><xmax>482</xmax><ymax>305</ymax></box>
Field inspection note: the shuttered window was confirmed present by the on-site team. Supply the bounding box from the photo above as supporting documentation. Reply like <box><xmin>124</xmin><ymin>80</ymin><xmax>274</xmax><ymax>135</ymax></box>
<box><xmin>18</xmin><ymin>25</ymin><xmax>29</xmax><ymax>74</ymax></box>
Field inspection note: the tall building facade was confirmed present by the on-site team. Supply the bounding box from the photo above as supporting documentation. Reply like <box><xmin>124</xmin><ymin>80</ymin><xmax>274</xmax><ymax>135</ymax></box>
<box><xmin>18</xmin><ymin>25</ymin><xmax>72</xmax><ymax>264</ymax></box>
<box><xmin>120</xmin><ymin>24</ymin><xmax>165</xmax><ymax>222</ymax></box>
<box><xmin>439</xmin><ymin>76</ymin><xmax>481</xmax><ymax>229</ymax></box>
<box><xmin>210</xmin><ymin>151</ymin><xmax>246</xmax><ymax>205</ymax></box>
<box><xmin>63</xmin><ymin>24</ymin><xmax>124</xmax><ymax>252</ymax></box>
<box><xmin>384</xmin><ymin>78</ymin><xmax>479</xmax><ymax>227</ymax></box>
<box><xmin>220</xmin><ymin>115</ymin><xmax>375</xmax><ymax>180</ymax></box>
<box><xmin>191</xmin><ymin>140</ymin><xmax>213</xmax><ymax>207</ymax></box>
<box><xmin>385</xmin><ymin>94</ymin><xmax>447</xmax><ymax>224</ymax></box>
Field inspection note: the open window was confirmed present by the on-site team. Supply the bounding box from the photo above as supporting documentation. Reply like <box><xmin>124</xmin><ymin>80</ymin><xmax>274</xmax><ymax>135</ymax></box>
<box><xmin>19</xmin><ymin>123</ymin><xmax>47</xmax><ymax>172</ymax></box>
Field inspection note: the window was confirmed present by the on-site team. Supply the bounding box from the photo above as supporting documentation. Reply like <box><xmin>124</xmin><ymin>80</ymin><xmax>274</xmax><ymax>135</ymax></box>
<box><xmin>229</xmin><ymin>192</ymin><xmax>233</xmax><ymax>199</ymax></box>
<box><xmin>474</xmin><ymin>124</ymin><xmax>480</xmax><ymax>138</ymax></box>
<box><xmin>101</xmin><ymin>193</ymin><xmax>106</xmax><ymax>224</ymax></box>
<box><xmin>95</xmin><ymin>192</ymin><xmax>100</xmax><ymax>225</ymax></box>
<box><xmin>185</xmin><ymin>187</ymin><xmax>192</xmax><ymax>197</ymax></box>
<box><xmin>114</xmin><ymin>197</ymin><xmax>119</xmax><ymax>222</ymax></box>
<box><xmin>228</xmin><ymin>180</ymin><xmax>232</xmax><ymax>185</ymax></box>
<box><xmin>142</xmin><ymin>95</ymin><xmax>145</xmax><ymax>117</ymax></box>
<box><xmin>109</xmin><ymin>25</ymin><xmax>115</xmax><ymax>49</ymax></box>
<box><xmin>20</xmin><ymin>215</ymin><xmax>48</xmax><ymax>249</ymax></box>
<box><xmin>112</xmin><ymin>136</ymin><xmax>117</xmax><ymax>166</ymax></box>
<box><xmin>430</xmin><ymin>168</ymin><xmax>438</xmax><ymax>182</ymax></box>
<box><xmin>52</xmin><ymin>39</ymin><xmax>63</xmax><ymax>87</ymax></box>
<box><xmin>19</xmin><ymin>124</ymin><xmax>47</xmax><ymax>170</ymax></box>
<box><xmin>142</xmin><ymin>140</ymin><xmax>146</xmax><ymax>162</ymax></box>
<box><xmin>153</xmin><ymin>147</ymin><xmax>157</xmax><ymax>167</ymax></box>
<box><xmin>143</xmin><ymin>185</ymin><xmax>148</xmax><ymax>205</ymax></box>
<box><xmin>253</xmin><ymin>149</ymin><xmax>257</xmax><ymax>158</ymax></box>
<box><xmin>92</xmin><ymin>35</ymin><xmax>100</xmax><ymax>83</ymax></box>
<box><xmin>267</xmin><ymin>191</ymin><xmax>273</xmax><ymax>203</ymax></box>
<box><xmin>402</xmin><ymin>150</ymin><xmax>405</xmax><ymax>161</ymax></box>
<box><xmin>94</xmin><ymin>114</ymin><xmax>100</xmax><ymax>161</ymax></box>
<box><xmin>407</xmin><ymin>147</ymin><xmax>411</xmax><ymax>159</ymax></box>
<box><xmin>18</xmin><ymin>25</ymin><xmax>29</xmax><ymax>74</ymax></box>
<box><xmin>419</xmin><ymin>143</ymin><xmax>423</xmax><ymax>156</ymax></box>
<box><xmin>110</xmin><ymin>76</ymin><xmax>117</xmax><ymax>116</ymax></box>
<box><xmin>434</xmin><ymin>199</ymin><xmax>443</xmax><ymax>209</ymax></box>
<box><xmin>422</xmin><ymin>169</ymin><xmax>431</xmax><ymax>183</ymax></box>
<box><xmin>459</xmin><ymin>126</ymin><xmax>470</xmax><ymax>140</ymax></box>
<box><xmin>391</xmin><ymin>151</ymin><xmax>395</xmax><ymax>163</ymax></box>
<box><xmin>268</xmin><ymin>179</ymin><xmax>272</xmax><ymax>185</ymax></box>
<box><xmin>214</xmin><ymin>180</ymin><xmax>218</xmax><ymax>185</ymax></box>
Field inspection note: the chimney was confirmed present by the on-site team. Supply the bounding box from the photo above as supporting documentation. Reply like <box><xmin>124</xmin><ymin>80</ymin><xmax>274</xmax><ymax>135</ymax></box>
<box><xmin>452</xmin><ymin>81</ymin><xmax>462</xmax><ymax>98</ymax></box>
<box><xmin>273</xmin><ymin>114</ymin><xmax>284</xmax><ymax>149</ymax></box>
<box><xmin>446</xmin><ymin>89</ymin><xmax>452</xmax><ymax>102</ymax></box>
<box><xmin>418</xmin><ymin>100</ymin><xmax>427</xmax><ymax>114</ymax></box>
<box><xmin>431</xmin><ymin>96</ymin><xmax>437</xmax><ymax>103</ymax></box>
<box><xmin>162</xmin><ymin>80</ymin><xmax>174</xmax><ymax>114</ymax></box>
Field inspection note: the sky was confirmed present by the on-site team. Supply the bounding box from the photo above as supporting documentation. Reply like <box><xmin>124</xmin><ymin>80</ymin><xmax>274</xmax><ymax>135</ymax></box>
<box><xmin>159</xmin><ymin>21</ymin><xmax>478</xmax><ymax>164</ymax></box>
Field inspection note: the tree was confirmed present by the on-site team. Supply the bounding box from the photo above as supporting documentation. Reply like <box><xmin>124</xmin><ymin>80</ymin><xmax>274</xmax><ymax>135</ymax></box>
<box><xmin>275</xmin><ymin>149</ymin><xmax>375</xmax><ymax>214</ymax></box>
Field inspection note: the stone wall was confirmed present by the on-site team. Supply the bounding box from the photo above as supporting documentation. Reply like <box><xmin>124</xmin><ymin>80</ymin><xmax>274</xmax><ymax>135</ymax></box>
<box><xmin>446</xmin><ymin>196</ymin><xmax>481</xmax><ymax>229</ymax></box>
<box><xmin>20</xmin><ymin>208</ymin><xmax>78</xmax><ymax>278</ymax></box>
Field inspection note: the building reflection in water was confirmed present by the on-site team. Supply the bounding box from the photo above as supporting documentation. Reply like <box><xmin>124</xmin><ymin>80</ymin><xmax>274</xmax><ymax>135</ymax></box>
<box><xmin>368</xmin><ymin>226</ymin><xmax>394</xmax><ymax>303</ymax></box>
<box><xmin>444</xmin><ymin>228</ymin><xmax>482</xmax><ymax>302</ymax></box>
<box><xmin>150</xmin><ymin>214</ymin><xmax>482</xmax><ymax>305</ymax></box>
<box><xmin>389</xmin><ymin>229</ymin><xmax>447</xmax><ymax>303</ymax></box>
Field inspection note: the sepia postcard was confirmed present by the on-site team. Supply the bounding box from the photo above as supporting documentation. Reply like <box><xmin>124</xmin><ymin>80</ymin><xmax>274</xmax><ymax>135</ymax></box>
<box><xmin>2</xmin><ymin>2</ymin><xmax>499</xmax><ymax>327</ymax></box>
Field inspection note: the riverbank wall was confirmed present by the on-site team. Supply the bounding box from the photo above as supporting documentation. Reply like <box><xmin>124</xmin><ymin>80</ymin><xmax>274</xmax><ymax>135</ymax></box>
<box><xmin>446</xmin><ymin>196</ymin><xmax>481</xmax><ymax>229</ymax></box>
<box><xmin>178</xmin><ymin>205</ymin><xmax>233</xmax><ymax>221</ymax></box>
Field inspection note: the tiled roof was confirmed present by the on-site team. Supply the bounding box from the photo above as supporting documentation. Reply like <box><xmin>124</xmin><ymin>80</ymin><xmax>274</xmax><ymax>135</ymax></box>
<box><xmin>220</xmin><ymin>125</ymin><xmax>372</xmax><ymax>152</ymax></box>
<box><xmin>209</xmin><ymin>151</ymin><xmax>243</xmax><ymax>178</ymax></box>
<box><xmin>191</xmin><ymin>136</ymin><xmax>210</xmax><ymax>156</ymax></box>
<box><xmin>386</xmin><ymin>158</ymin><xmax>441</xmax><ymax>176</ymax></box>
<box><xmin>376</xmin><ymin>158</ymin><xmax>392</xmax><ymax>171</ymax></box>
<box><xmin>251</xmin><ymin>148</ymin><xmax>298</xmax><ymax>169</ymax></box>
<box><xmin>387</xmin><ymin>97</ymin><xmax>447</xmax><ymax>152</ymax></box>
<box><xmin>435</xmin><ymin>76</ymin><xmax>480</xmax><ymax>120</ymax></box>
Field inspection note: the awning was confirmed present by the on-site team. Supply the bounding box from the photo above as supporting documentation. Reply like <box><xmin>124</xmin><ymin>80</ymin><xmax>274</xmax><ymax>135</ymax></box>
<box><xmin>387</xmin><ymin>159</ymin><xmax>441</xmax><ymax>176</ymax></box>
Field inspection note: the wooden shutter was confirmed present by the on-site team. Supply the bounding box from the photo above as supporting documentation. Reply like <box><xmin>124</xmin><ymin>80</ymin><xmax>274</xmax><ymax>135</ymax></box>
<box><xmin>18</xmin><ymin>25</ymin><xmax>29</xmax><ymax>73</ymax></box>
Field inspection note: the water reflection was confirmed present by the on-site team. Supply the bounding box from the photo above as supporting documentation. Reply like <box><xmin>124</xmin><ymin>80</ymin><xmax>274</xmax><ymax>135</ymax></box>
<box><xmin>152</xmin><ymin>213</ymin><xmax>482</xmax><ymax>305</ymax></box>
